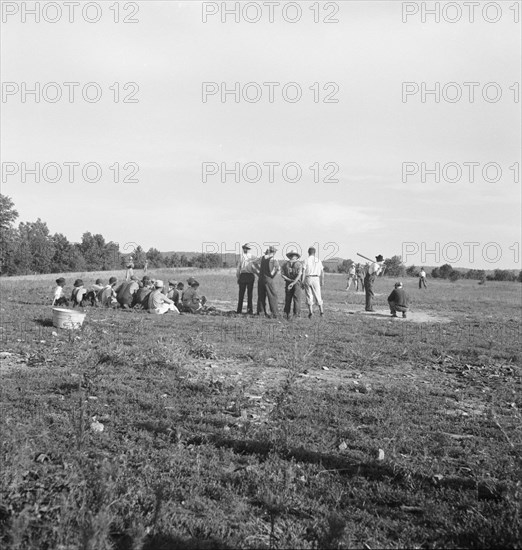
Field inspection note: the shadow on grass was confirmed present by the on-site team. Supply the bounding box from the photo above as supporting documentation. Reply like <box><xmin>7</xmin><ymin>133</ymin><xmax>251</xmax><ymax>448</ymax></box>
<box><xmin>141</xmin><ymin>534</ymin><xmax>227</xmax><ymax>550</ymax></box>
<box><xmin>34</xmin><ymin>317</ymin><xmax>54</xmax><ymax>327</ymax></box>
<box><xmin>187</xmin><ymin>435</ymin><xmax>508</xmax><ymax>499</ymax></box>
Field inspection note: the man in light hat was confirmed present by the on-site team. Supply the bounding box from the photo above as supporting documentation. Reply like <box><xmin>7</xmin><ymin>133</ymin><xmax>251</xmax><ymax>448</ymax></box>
<box><xmin>281</xmin><ymin>250</ymin><xmax>303</xmax><ymax>319</ymax></box>
<box><xmin>303</xmin><ymin>247</ymin><xmax>324</xmax><ymax>319</ymax></box>
<box><xmin>364</xmin><ymin>255</ymin><xmax>385</xmax><ymax>312</ymax></box>
<box><xmin>388</xmin><ymin>281</ymin><xmax>409</xmax><ymax>318</ymax></box>
<box><xmin>147</xmin><ymin>280</ymin><xmax>179</xmax><ymax>314</ymax></box>
<box><xmin>252</xmin><ymin>246</ymin><xmax>280</xmax><ymax>318</ymax></box>
<box><xmin>236</xmin><ymin>243</ymin><xmax>256</xmax><ymax>314</ymax></box>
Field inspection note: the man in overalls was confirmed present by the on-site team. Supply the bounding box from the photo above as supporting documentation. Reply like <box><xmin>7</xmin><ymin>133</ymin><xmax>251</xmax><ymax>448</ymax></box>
<box><xmin>254</xmin><ymin>246</ymin><xmax>280</xmax><ymax>318</ymax></box>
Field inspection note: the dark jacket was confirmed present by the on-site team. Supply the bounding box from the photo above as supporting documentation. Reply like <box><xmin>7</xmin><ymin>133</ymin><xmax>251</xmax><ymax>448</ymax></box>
<box><xmin>388</xmin><ymin>288</ymin><xmax>408</xmax><ymax>307</ymax></box>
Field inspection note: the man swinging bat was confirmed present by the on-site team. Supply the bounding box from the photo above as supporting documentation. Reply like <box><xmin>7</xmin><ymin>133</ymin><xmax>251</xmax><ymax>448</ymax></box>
<box><xmin>357</xmin><ymin>253</ymin><xmax>385</xmax><ymax>312</ymax></box>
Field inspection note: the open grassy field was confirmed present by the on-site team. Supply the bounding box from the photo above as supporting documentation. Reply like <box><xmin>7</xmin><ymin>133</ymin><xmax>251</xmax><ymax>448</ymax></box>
<box><xmin>0</xmin><ymin>270</ymin><xmax>521</xmax><ymax>549</ymax></box>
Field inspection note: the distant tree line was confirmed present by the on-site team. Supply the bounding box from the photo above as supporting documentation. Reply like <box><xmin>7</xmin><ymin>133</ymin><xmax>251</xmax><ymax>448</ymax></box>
<box><xmin>405</xmin><ymin>263</ymin><xmax>521</xmax><ymax>283</ymax></box>
<box><xmin>0</xmin><ymin>194</ymin><xmax>222</xmax><ymax>276</ymax></box>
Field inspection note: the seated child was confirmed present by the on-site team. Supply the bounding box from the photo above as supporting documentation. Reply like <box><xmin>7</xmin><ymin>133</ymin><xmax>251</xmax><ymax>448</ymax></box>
<box><xmin>52</xmin><ymin>278</ymin><xmax>69</xmax><ymax>307</ymax></box>
<box><xmin>71</xmin><ymin>279</ymin><xmax>87</xmax><ymax>307</ymax></box>
<box><xmin>98</xmin><ymin>277</ymin><xmax>118</xmax><ymax>307</ymax></box>
<box><xmin>85</xmin><ymin>279</ymin><xmax>104</xmax><ymax>306</ymax></box>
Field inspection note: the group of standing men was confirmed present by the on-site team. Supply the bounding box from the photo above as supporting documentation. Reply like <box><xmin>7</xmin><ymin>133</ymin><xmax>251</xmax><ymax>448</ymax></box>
<box><xmin>236</xmin><ymin>244</ymin><xmax>324</xmax><ymax>320</ymax></box>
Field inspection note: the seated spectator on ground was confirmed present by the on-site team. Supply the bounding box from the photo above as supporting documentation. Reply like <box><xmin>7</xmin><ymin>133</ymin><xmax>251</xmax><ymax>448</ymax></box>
<box><xmin>71</xmin><ymin>279</ymin><xmax>87</xmax><ymax>307</ymax></box>
<box><xmin>133</xmin><ymin>276</ymin><xmax>153</xmax><ymax>309</ymax></box>
<box><xmin>147</xmin><ymin>280</ymin><xmax>179</xmax><ymax>314</ymax></box>
<box><xmin>167</xmin><ymin>280</ymin><xmax>178</xmax><ymax>300</ymax></box>
<box><xmin>85</xmin><ymin>278</ymin><xmax>104</xmax><ymax>306</ymax></box>
<box><xmin>116</xmin><ymin>276</ymin><xmax>139</xmax><ymax>309</ymax></box>
<box><xmin>182</xmin><ymin>279</ymin><xmax>211</xmax><ymax>313</ymax></box>
<box><xmin>52</xmin><ymin>278</ymin><xmax>69</xmax><ymax>307</ymax></box>
<box><xmin>99</xmin><ymin>277</ymin><xmax>118</xmax><ymax>307</ymax></box>
<box><xmin>388</xmin><ymin>281</ymin><xmax>409</xmax><ymax>318</ymax></box>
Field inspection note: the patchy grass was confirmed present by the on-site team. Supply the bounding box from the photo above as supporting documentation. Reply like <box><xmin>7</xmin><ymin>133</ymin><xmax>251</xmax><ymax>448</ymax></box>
<box><xmin>0</xmin><ymin>271</ymin><xmax>521</xmax><ymax>549</ymax></box>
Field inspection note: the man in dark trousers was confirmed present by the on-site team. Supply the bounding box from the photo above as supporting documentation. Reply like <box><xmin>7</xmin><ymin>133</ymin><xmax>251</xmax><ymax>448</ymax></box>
<box><xmin>236</xmin><ymin>243</ymin><xmax>256</xmax><ymax>314</ymax></box>
<box><xmin>253</xmin><ymin>246</ymin><xmax>280</xmax><ymax>318</ymax></box>
<box><xmin>388</xmin><ymin>281</ymin><xmax>409</xmax><ymax>318</ymax></box>
<box><xmin>364</xmin><ymin>254</ymin><xmax>384</xmax><ymax>312</ymax></box>
<box><xmin>281</xmin><ymin>250</ymin><xmax>303</xmax><ymax>319</ymax></box>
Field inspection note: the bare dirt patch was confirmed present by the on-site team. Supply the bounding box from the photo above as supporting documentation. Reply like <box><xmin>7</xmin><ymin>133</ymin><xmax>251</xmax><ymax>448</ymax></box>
<box><xmin>346</xmin><ymin>308</ymin><xmax>452</xmax><ymax>323</ymax></box>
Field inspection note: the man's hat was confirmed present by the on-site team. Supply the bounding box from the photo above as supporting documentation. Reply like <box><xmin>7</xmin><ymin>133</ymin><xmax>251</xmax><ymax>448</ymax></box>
<box><xmin>109</xmin><ymin>277</ymin><xmax>117</xmax><ymax>284</ymax></box>
<box><xmin>95</xmin><ymin>278</ymin><xmax>103</xmax><ymax>285</ymax></box>
<box><xmin>394</xmin><ymin>281</ymin><xmax>403</xmax><ymax>288</ymax></box>
<box><xmin>376</xmin><ymin>255</ymin><xmax>384</xmax><ymax>262</ymax></box>
<box><xmin>190</xmin><ymin>279</ymin><xmax>200</xmax><ymax>287</ymax></box>
<box><xmin>242</xmin><ymin>243</ymin><xmax>251</xmax><ymax>250</ymax></box>
<box><xmin>56</xmin><ymin>277</ymin><xmax>66</xmax><ymax>285</ymax></box>
<box><xmin>286</xmin><ymin>250</ymin><xmax>300</xmax><ymax>259</ymax></box>
<box><xmin>187</xmin><ymin>277</ymin><xmax>197</xmax><ymax>286</ymax></box>
<box><xmin>168</xmin><ymin>280</ymin><xmax>177</xmax><ymax>287</ymax></box>
<box><xmin>73</xmin><ymin>279</ymin><xmax>83</xmax><ymax>287</ymax></box>
<box><xmin>266</xmin><ymin>246</ymin><xmax>277</xmax><ymax>254</ymax></box>
<box><xmin>155</xmin><ymin>279</ymin><xmax>164</xmax><ymax>288</ymax></box>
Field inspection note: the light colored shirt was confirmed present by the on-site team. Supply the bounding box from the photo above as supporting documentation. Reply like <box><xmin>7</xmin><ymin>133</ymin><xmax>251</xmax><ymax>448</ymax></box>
<box><xmin>149</xmin><ymin>289</ymin><xmax>173</xmax><ymax>310</ymax></box>
<box><xmin>53</xmin><ymin>286</ymin><xmax>64</xmax><ymax>301</ymax></box>
<box><xmin>304</xmin><ymin>256</ymin><xmax>324</xmax><ymax>277</ymax></box>
<box><xmin>348</xmin><ymin>266</ymin><xmax>356</xmax><ymax>276</ymax></box>
<box><xmin>368</xmin><ymin>261</ymin><xmax>383</xmax><ymax>276</ymax></box>
<box><xmin>236</xmin><ymin>252</ymin><xmax>255</xmax><ymax>277</ymax></box>
<box><xmin>420</xmin><ymin>270</ymin><xmax>426</xmax><ymax>278</ymax></box>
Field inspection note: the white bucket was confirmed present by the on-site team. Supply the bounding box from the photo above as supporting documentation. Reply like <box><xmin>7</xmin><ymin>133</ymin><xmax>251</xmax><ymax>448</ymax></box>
<box><xmin>52</xmin><ymin>308</ymin><xmax>86</xmax><ymax>330</ymax></box>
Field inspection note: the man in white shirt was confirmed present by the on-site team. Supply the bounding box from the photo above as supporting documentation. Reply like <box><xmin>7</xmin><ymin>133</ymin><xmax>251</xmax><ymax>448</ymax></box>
<box><xmin>364</xmin><ymin>254</ymin><xmax>384</xmax><ymax>312</ymax></box>
<box><xmin>303</xmin><ymin>247</ymin><xmax>324</xmax><ymax>318</ymax></box>
<box><xmin>419</xmin><ymin>267</ymin><xmax>427</xmax><ymax>289</ymax></box>
<box><xmin>345</xmin><ymin>264</ymin><xmax>356</xmax><ymax>290</ymax></box>
<box><xmin>236</xmin><ymin>243</ymin><xmax>256</xmax><ymax>314</ymax></box>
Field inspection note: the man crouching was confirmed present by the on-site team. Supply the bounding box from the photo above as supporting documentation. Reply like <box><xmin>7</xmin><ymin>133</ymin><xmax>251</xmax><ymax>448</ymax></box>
<box><xmin>388</xmin><ymin>281</ymin><xmax>409</xmax><ymax>318</ymax></box>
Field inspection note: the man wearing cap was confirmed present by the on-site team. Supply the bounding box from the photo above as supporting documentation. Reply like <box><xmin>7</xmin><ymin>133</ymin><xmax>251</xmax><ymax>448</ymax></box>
<box><xmin>303</xmin><ymin>247</ymin><xmax>324</xmax><ymax>319</ymax></box>
<box><xmin>236</xmin><ymin>243</ymin><xmax>256</xmax><ymax>314</ymax></box>
<box><xmin>253</xmin><ymin>246</ymin><xmax>280</xmax><ymax>318</ymax></box>
<box><xmin>388</xmin><ymin>281</ymin><xmax>409</xmax><ymax>318</ymax></box>
<box><xmin>364</xmin><ymin>255</ymin><xmax>384</xmax><ymax>312</ymax></box>
<box><xmin>147</xmin><ymin>280</ymin><xmax>179</xmax><ymax>314</ymax></box>
<box><xmin>281</xmin><ymin>250</ymin><xmax>303</xmax><ymax>319</ymax></box>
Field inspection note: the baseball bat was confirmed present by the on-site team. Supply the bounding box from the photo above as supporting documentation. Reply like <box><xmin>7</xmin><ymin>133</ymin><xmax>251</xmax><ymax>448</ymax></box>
<box><xmin>356</xmin><ymin>252</ymin><xmax>374</xmax><ymax>263</ymax></box>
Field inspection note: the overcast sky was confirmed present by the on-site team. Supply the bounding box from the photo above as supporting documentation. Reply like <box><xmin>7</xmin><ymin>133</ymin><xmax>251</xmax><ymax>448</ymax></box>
<box><xmin>1</xmin><ymin>1</ymin><xmax>521</xmax><ymax>268</ymax></box>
